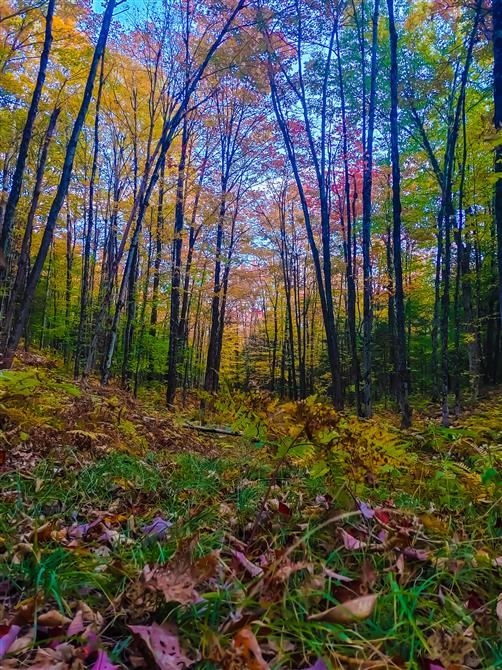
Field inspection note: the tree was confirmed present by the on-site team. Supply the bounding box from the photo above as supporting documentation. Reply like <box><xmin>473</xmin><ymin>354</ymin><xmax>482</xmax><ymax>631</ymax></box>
<box><xmin>0</xmin><ymin>0</ymin><xmax>56</xmax><ymax>256</ymax></box>
<box><xmin>387</xmin><ymin>0</ymin><xmax>411</xmax><ymax>427</ymax></box>
<box><xmin>2</xmin><ymin>0</ymin><xmax>119</xmax><ymax>369</ymax></box>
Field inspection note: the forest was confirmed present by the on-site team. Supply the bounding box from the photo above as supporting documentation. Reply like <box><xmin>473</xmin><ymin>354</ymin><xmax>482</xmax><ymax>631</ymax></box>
<box><xmin>0</xmin><ymin>0</ymin><xmax>501</xmax><ymax>668</ymax></box>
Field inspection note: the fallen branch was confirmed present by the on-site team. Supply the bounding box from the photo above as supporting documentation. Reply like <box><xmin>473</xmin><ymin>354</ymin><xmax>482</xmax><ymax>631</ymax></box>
<box><xmin>183</xmin><ymin>423</ymin><xmax>260</xmax><ymax>442</ymax></box>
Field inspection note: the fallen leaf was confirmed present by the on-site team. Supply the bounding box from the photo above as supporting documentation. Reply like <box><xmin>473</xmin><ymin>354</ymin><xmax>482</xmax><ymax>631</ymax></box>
<box><xmin>0</xmin><ymin>624</ymin><xmax>21</xmax><ymax>659</ymax></box>
<box><xmin>358</xmin><ymin>500</ymin><xmax>375</xmax><ymax>519</ymax></box>
<box><xmin>419</xmin><ymin>513</ymin><xmax>449</xmax><ymax>535</ymax></box>
<box><xmin>273</xmin><ymin>560</ymin><xmax>312</xmax><ymax>582</ymax></box>
<box><xmin>374</xmin><ymin>509</ymin><xmax>390</xmax><ymax>524</ymax></box>
<box><xmin>67</xmin><ymin>610</ymin><xmax>85</xmax><ymax>637</ymax></box>
<box><xmin>278</xmin><ymin>502</ymin><xmax>292</xmax><ymax>517</ymax></box>
<box><xmin>141</xmin><ymin>517</ymin><xmax>173</xmax><ymax>541</ymax></box>
<box><xmin>233</xmin><ymin>627</ymin><xmax>269</xmax><ymax>670</ymax></box>
<box><xmin>68</xmin><ymin>518</ymin><xmax>102</xmax><ymax>540</ymax></box>
<box><xmin>129</xmin><ymin>623</ymin><xmax>194</xmax><ymax>670</ymax></box>
<box><xmin>91</xmin><ymin>649</ymin><xmax>119</xmax><ymax>669</ymax></box>
<box><xmin>144</xmin><ymin>550</ymin><xmax>219</xmax><ymax>605</ymax></box>
<box><xmin>21</xmin><ymin>642</ymin><xmax>79</xmax><ymax>669</ymax></box>
<box><xmin>497</xmin><ymin>593</ymin><xmax>502</xmax><ymax>621</ymax></box>
<box><xmin>308</xmin><ymin>594</ymin><xmax>378</xmax><ymax>624</ymax></box>
<box><xmin>297</xmin><ymin>660</ymin><xmax>328</xmax><ymax>670</ymax></box>
<box><xmin>403</xmin><ymin>547</ymin><xmax>429</xmax><ymax>561</ymax></box>
<box><xmin>340</xmin><ymin>529</ymin><xmax>365</xmax><ymax>550</ymax></box>
<box><xmin>38</xmin><ymin>610</ymin><xmax>72</xmax><ymax>627</ymax></box>
<box><xmin>7</xmin><ymin>629</ymin><xmax>34</xmax><ymax>656</ymax></box>
<box><xmin>231</xmin><ymin>550</ymin><xmax>263</xmax><ymax>578</ymax></box>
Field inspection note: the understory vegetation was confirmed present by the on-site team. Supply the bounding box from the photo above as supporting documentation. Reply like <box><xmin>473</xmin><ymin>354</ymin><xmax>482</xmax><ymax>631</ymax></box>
<box><xmin>0</xmin><ymin>357</ymin><xmax>500</xmax><ymax>669</ymax></box>
<box><xmin>2</xmin><ymin>0</ymin><xmax>502</xmax><ymax>667</ymax></box>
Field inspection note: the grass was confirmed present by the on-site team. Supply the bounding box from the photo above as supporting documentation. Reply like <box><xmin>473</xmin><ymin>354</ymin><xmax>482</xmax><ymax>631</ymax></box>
<box><xmin>0</xmin><ymin>365</ymin><xmax>501</xmax><ymax>668</ymax></box>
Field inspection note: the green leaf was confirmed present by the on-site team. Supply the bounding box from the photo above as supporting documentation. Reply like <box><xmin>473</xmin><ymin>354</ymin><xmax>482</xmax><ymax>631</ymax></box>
<box><xmin>309</xmin><ymin>460</ymin><xmax>329</xmax><ymax>478</ymax></box>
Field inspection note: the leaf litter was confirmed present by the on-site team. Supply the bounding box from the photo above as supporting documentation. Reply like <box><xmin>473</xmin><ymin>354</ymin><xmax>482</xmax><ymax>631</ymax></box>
<box><xmin>0</xmin><ymin>362</ymin><xmax>501</xmax><ymax>668</ymax></box>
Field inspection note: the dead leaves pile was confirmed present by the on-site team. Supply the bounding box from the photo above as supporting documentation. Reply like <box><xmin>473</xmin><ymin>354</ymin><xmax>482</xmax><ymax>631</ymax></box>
<box><xmin>0</xmin><ymin>363</ymin><xmax>217</xmax><ymax>472</ymax></box>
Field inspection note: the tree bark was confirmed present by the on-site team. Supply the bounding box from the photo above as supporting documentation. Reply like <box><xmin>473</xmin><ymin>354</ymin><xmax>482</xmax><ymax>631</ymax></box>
<box><xmin>2</xmin><ymin>0</ymin><xmax>117</xmax><ymax>369</ymax></box>
<box><xmin>387</xmin><ymin>0</ymin><xmax>411</xmax><ymax>427</ymax></box>
<box><xmin>494</xmin><ymin>0</ymin><xmax>502</xmax><ymax>329</ymax></box>
<box><xmin>336</xmin><ymin>19</ymin><xmax>361</xmax><ymax>415</ymax></box>
<box><xmin>1</xmin><ymin>105</ymin><xmax>60</xmax><ymax>348</ymax></box>
<box><xmin>166</xmin><ymin>118</ymin><xmax>189</xmax><ymax>405</ymax></box>
<box><xmin>361</xmin><ymin>0</ymin><xmax>380</xmax><ymax>417</ymax></box>
<box><xmin>0</xmin><ymin>0</ymin><xmax>56</xmax><ymax>256</ymax></box>
<box><xmin>74</xmin><ymin>52</ymin><xmax>105</xmax><ymax>377</ymax></box>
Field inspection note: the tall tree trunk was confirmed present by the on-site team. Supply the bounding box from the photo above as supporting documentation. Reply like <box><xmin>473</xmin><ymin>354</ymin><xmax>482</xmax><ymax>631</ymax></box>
<box><xmin>133</xmin><ymin>232</ymin><xmax>152</xmax><ymax>396</ymax></box>
<box><xmin>204</xmin><ymin>182</ymin><xmax>227</xmax><ymax>394</ymax></box>
<box><xmin>387</xmin><ymin>0</ymin><xmax>411</xmax><ymax>427</ymax></box>
<box><xmin>453</xmin><ymin>100</ymin><xmax>468</xmax><ymax>412</ymax></box>
<box><xmin>270</xmin><ymin>282</ymin><xmax>279</xmax><ymax>391</ymax></box>
<box><xmin>439</xmin><ymin>0</ymin><xmax>481</xmax><ymax>425</ymax></box>
<box><xmin>213</xmin><ymin>203</ymin><xmax>239</xmax><ymax>388</ymax></box>
<box><xmin>121</xmin><ymin>244</ymin><xmax>139</xmax><ymax>388</ymax></box>
<box><xmin>266</xmin><ymin>26</ymin><xmax>343</xmax><ymax>409</ymax></box>
<box><xmin>279</xmin><ymin>205</ymin><xmax>297</xmax><ymax>400</ymax></box>
<box><xmin>74</xmin><ymin>53</ymin><xmax>105</xmax><ymax>377</ymax></box>
<box><xmin>150</xmin><ymin>155</ymin><xmax>165</xmax><ymax>340</ymax></box>
<box><xmin>166</xmin><ymin>117</ymin><xmax>189</xmax><ymax>405</ymax></box>
<box><xmin>0</xmin><ymin>0</ymin><xmax>56</xmax><ymax>256</ymax></box>
<box><xmin>336</xmin><ymin>20</ymin><xmax>361</xmax><ymax>415</ymax></box>
<box><xmin>1</xmin><ymin>105</ymin><xmax>60</xmax><ymax>348</ymax></box>
<box><xmin>494</xmin><ymin>0</ymin><xmax>502</xmax><ymax>329</ymax></box>
<box><xmin>178</xmin><ymin>148</ymin><xmax>207</xmax><ymax>349</ymax></box>
<box><xmin>2</xmin><ymin>0</ymin><xmax>117</xmax><ymax>369</ymax></box>
<box><xmin>64</xmin><ymin>206</ymin><xmax>73</xmax><ymax>366</ymax></box>
<box><xmin>361</xmin><ymin>0</ymin><xmax>380</xmax><ymax>417</ymax></box>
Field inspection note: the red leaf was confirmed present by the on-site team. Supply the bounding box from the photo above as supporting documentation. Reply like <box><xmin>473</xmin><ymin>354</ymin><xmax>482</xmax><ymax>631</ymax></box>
<box><xmin>374</xmin><ymin>509</ymin><xmax>390</xmax><ymax>524</ymax></box>
<box><xmin>278</xmin><ymin>502</ymin><xmax>291</xmax><ymax>517</ymax></box>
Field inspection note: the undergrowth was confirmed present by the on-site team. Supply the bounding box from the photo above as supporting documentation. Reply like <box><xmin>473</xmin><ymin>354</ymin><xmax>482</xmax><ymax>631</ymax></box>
<box><xmin>0</xmin><ymin>364</ymin><xmax>501</xmax><ymax>669</ymax></box>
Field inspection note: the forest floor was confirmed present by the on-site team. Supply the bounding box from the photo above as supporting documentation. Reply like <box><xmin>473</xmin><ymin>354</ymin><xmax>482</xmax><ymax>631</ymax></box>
<box><xmin>0</xmin><ymin>352</ymin><xmax>501</xmax><ymax>670</ymax></box>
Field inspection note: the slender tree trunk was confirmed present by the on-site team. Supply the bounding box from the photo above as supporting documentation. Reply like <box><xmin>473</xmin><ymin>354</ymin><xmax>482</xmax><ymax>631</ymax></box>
<box><xmin>336</xmin><ymin>21</ymin><xmax>361</xmax><ymax>414</ymax></box>
<box><xmin>439</xmin><ymin>0</ymin><xmax>481</xmax><ymax>425</ymax></box>
<box><xmin>213</xmin><ymin>204</ymin><xmax>239</xmax><ymax>387</ymax></box>
<box><xmin>121</xmin><ymin>244</ymin><xmax>139</xmax><ymax>388</ymax></box>
<box><xmin>150</xmin><ymin>156</ymin><xmax>165</xmax><ymax>340</ymax></box>
<box><xmin>387</xmin><ymin>0</ymin><xmax>411</xmax><ymax>427</ymax></box>
<box><xmin>204</xmin><ymin>181</ymin><xmax>227</xmax><ymax>394</ymax></box>
<box><xmin>166</xmin><ymin>117</ymin><xmax>189</xmax><ymax>405</ymax></box>
<box><xmin>279</xmin><ymin>207</ymin><xmax>297</xmax><ymax>400</ymax></box>
<box><xmin>0</xmin><ymin>0</ymin><xmax>56</xmax><ymax>256</ymax></box>
<box><xmin>64</xmin><ymin>207</ymin><xmax>73</xmax><ymax>366</ymax></box>
<box><xmin>453</xmin><ymin>101</ymin><xmax>468</xmax><ymax>412</ymax></box>
<box><xmin>2</xmin><ymin>0</ymin><xmax>117</xmax><ymax>369</ymax></box>
<box><xmin>74</xmin><ymin>53</ymin><xmax>105</xmax><ymax>377</ymax></box>
<box><xmin>494</xmin><ymin>0</ymin><xmax>502</xmax><ymax>329</ymax></box>
<box><xmin>270</xmin><ymin>283</ymin><xmax>279</xmax><ymax>391</ymax></box>
<box><xmin>267</xmin><ymin>61</ymin><xmax>343</xmax><ymax>409</ymax></box>
<box><xmin>39</xmin><ymin>243</ymin><xmax>53</xmax><ymax>351</ymax></box>
<box><xmin>134</xmin><ymin>232</ymin><xmax>152</xmax><ymax>396</ymax></box>
<box><xmin>361</xmin><ymin>0</ymin><xmax>380</xmax><ymax>417</ymax></box>
<box><xmin>178</xmin><ymin>150</ymin><xmax>207</xmax><ymax>348</ymax></box>
<box><xmin>1</xmin><ymin>106</ymin><xmax>60</xmax><ymax>347</ymax></box>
